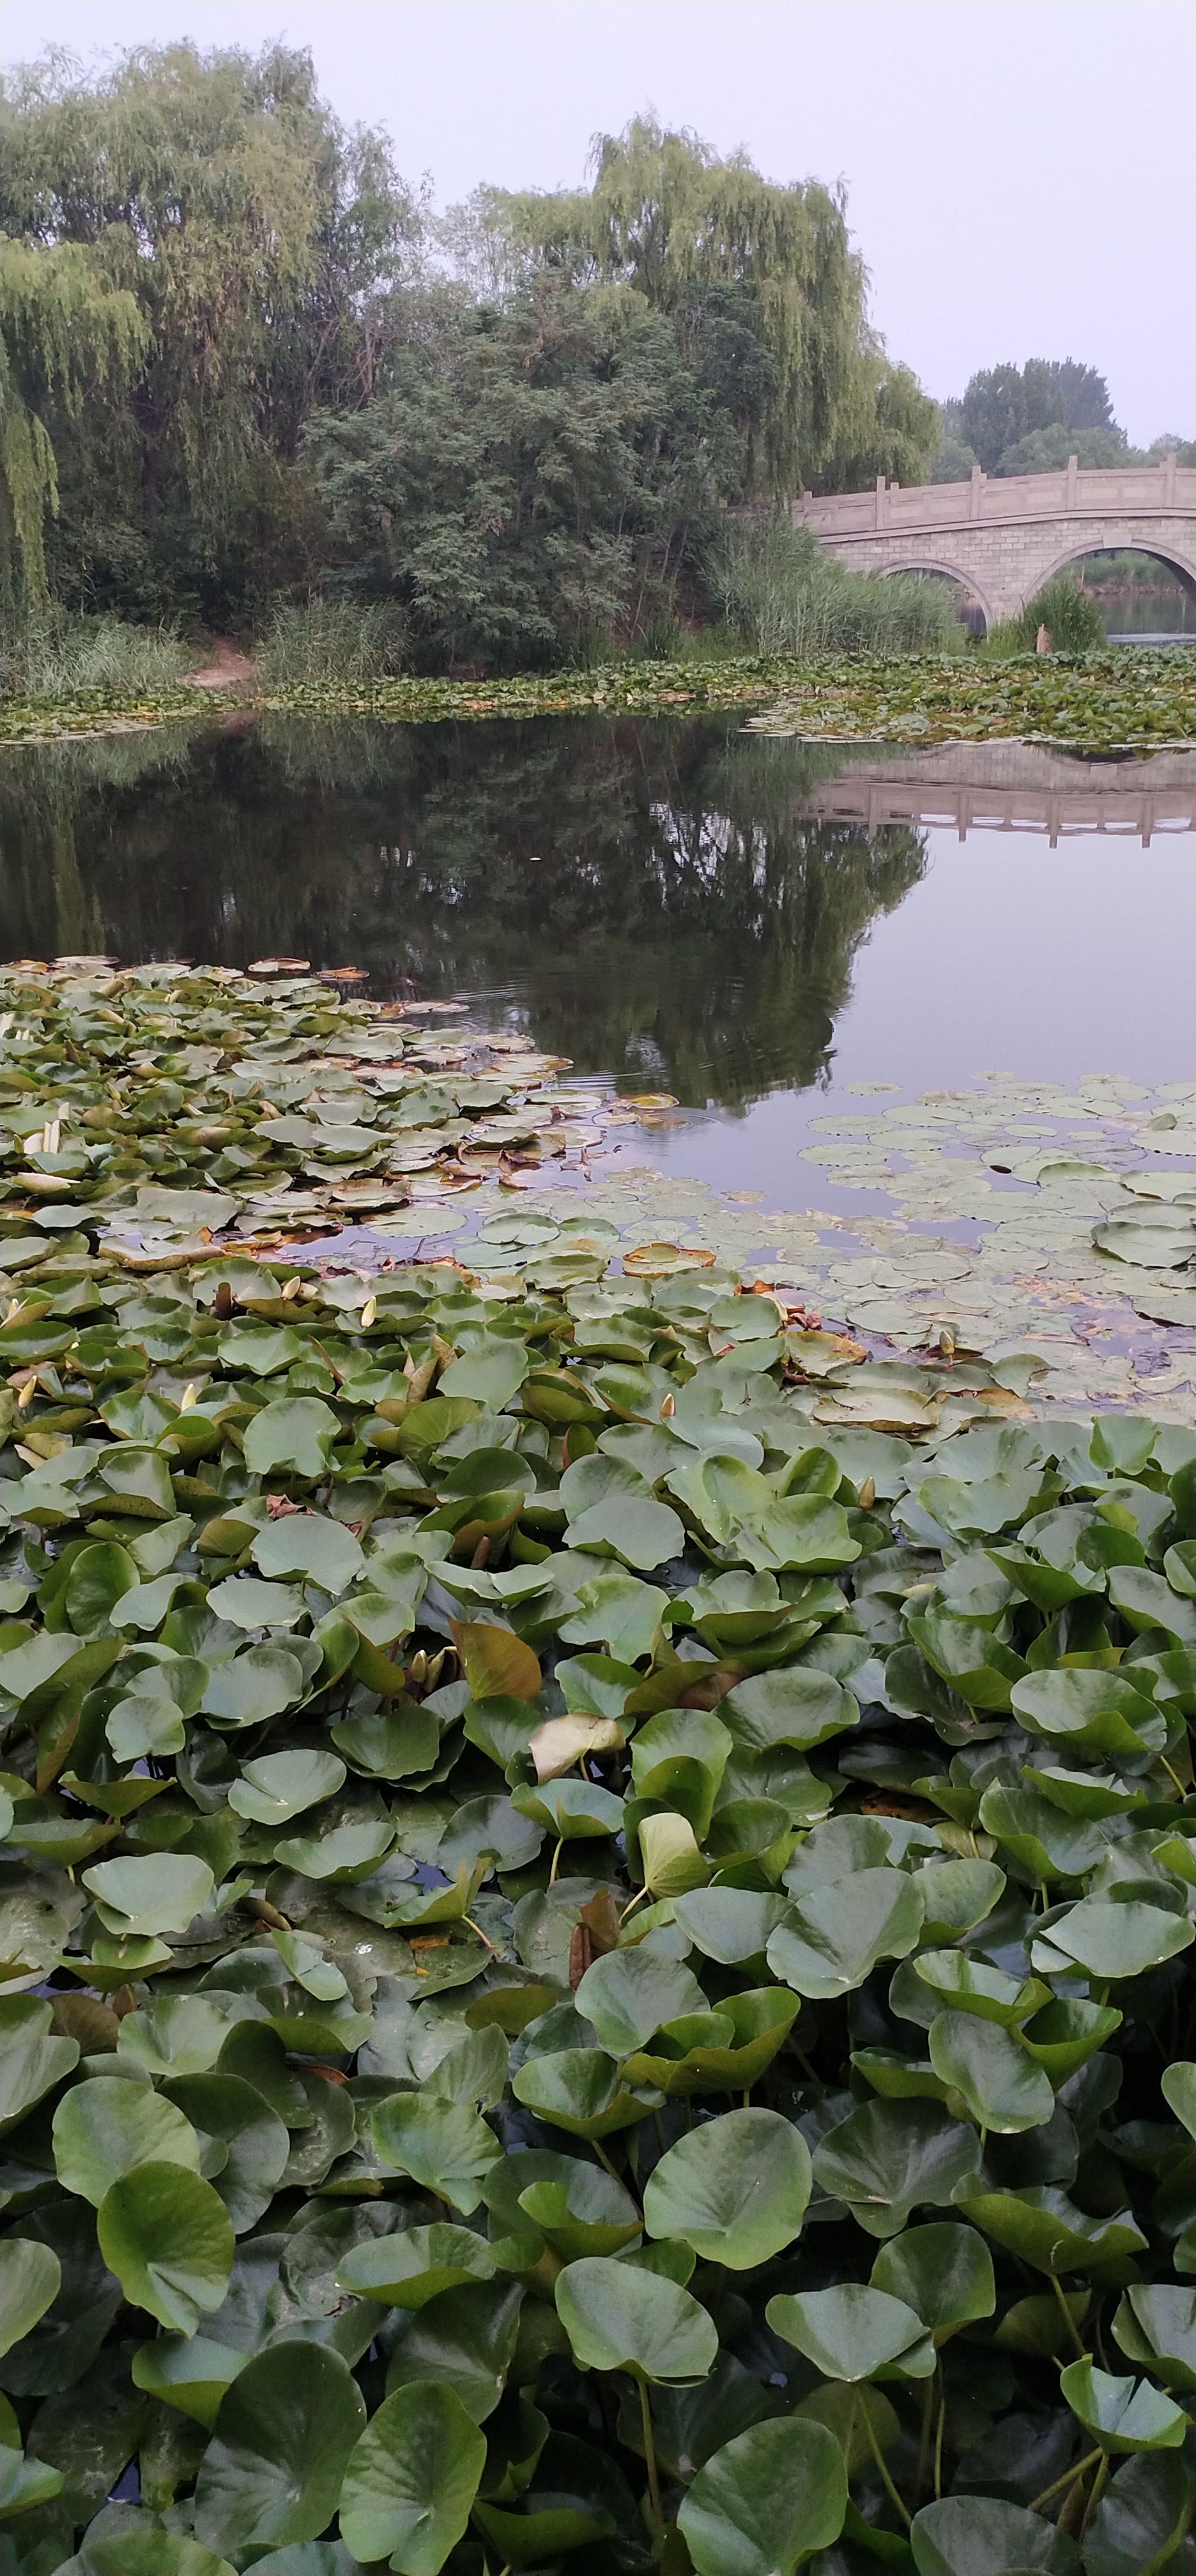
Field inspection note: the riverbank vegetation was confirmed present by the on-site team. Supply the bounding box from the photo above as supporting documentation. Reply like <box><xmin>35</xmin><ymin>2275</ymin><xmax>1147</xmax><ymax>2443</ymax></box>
<box><xmin>1</xmin><ymin>42</ymin><xmax>942</xmax><ymax>681</ymax></box>
<box><xmin>3</xmin><ymin>647</ymin><xmax>1194</xmax><ymax>754</ymax></box>
<box><xmin>981</xmin><ymin>576</ymin><xmax>1107</xmax><ymax>661</ymax></box>
<box><xmin>0</xmin><ymin>962</ymin><xmax>1193</xmax><ymax>2572</ymax></box>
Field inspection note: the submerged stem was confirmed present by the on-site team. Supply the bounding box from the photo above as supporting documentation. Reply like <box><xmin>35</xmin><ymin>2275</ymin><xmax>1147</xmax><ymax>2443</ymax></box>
<box><xmin>861</xmin><ymin>2391</ymin><xmax>912</xmax><ymax>2530</ymax></box>
<box><xmin>1080</xmin><ymin>2452</ymin><xmax>1111</xmax><ymax>2536</ymax></box>
<box><xmin>1029</xmin><ymin>2448</ymin><xmax>1103</xmax><ymax>2512</ymax></box>
<box><xmin>1049</xmin><ymin>2269</ymin><xmax>1089</xmax><ymax>2360</ymax></box>
<box><xmin>637</xmin><ymin>2373</ymin><xmax>663</xmax><ymax>2536</ymax></box>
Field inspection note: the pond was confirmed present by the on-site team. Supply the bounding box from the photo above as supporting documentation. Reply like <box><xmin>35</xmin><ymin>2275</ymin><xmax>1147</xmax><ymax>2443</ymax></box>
<box><xmin>1</xmin><ymin>715</ymin><xmax>1193</xmax><ymax>1207</ymax></box>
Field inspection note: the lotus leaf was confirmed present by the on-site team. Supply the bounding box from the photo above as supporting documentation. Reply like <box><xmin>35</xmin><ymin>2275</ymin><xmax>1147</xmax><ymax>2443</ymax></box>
<box><xmin>97</xmin><ymin>2161</ymin><xmax>234</xmax><ymax>2333</ymax></box>
<box><xmin>194</xmin><ymin>2343</ymin><xmax>366</xmax><ymax>2558</ymax></box>
<box><xmin>767</xmin><ymin>2282</ymin><xmax>935</xmax><ymax>2380</ymax></box>
<box><xmin>643</xmin><ymin>2108</ymin><xmax>811</xmax><ymax>2267</ymax></box>
<box><xmin>339</xmin><ymin>2382</ymin><xmax>485</xmax><ymax>2573</ymax></box>
<box><xmin>910</xmin><ymin>2496</ymin><xmax>1079</xmax><ymax>2576</ymax></box>
<box><xmin>677</xmin><ymin>2416</ymin><xmax>847</xmax><ymax>2575</ymax></box>
<box><xmin>928</xmin><ymin>2013</ymin><xmax>1055</xmax><ymax>2133</ymax></box>
<box><xmin>555</xmin><ymin>2254</ymin><xmax>718</xmax><ymax>2380</ymax></box>
<box><xmin>0</xmin><ymin>2238</ymin><xmax>61</xmax><ymax>2361</ymax></box>
<box><xmin>870</xmin><ymin>2223</ymin><xmax>995</xmax><ymax>2340</ymax></box>
<box><xmin>1059</xmin><ymin>2358</ymin><xmax>1188</xmax><ymax>2452</ymax></box>
<box><xmin>767</xmin><ymin>1867</ymin><xmax>924</xmax><ymax>1998</ymax></box>
<box><xmin>574</xmin><ymin>1945</ymin><xmax>707</xmax><ymax>2054</ymax></box>
<box><xmin>0</xmin><ymin>965</ymin><xmax>1190</xmax><ymax>2564</ymax></box>
<box><xmin>369</xmin><ymin>2092</ymin><xmax>500</xmax><ymax>2212</ymax></box>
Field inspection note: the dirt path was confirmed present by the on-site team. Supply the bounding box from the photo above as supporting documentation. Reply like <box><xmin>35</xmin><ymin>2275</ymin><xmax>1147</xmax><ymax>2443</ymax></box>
<box><xmin>185</xmin><ymin>637</ymin><xmax>257</xmax><ymax>691</ymax></box>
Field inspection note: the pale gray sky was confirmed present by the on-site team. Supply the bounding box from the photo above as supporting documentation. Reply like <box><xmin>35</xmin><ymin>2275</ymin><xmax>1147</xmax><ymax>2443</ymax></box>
<box><xmin>3</xmin><ymin>0</ymin><xmax>1193</xmax><ymax>446</ymax></box>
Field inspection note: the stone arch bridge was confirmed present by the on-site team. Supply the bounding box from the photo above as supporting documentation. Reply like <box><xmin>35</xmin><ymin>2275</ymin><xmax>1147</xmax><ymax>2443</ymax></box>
<box><xmin>791</xmin><ymin>456</ymin><xmax>1196</xmax><ymax>629</ymax></box>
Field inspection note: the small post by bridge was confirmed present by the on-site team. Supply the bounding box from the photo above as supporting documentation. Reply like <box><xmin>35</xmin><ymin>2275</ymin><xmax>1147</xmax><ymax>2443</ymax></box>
<box><xmin>1066</xmin><ymin>452</ymin><xmax>1078</xmax><ymax>507</ymax></box>
<box><xmin>969</xmin><ymin>461</ymin><xmax>983</xmax><ymax>519</ymax></box>
<box><xmin>875</xmin><ymin>475</ymin><xmax>887</xmax><ymax>529</ymax></box>
<box><xmin>1165</xmin><ymin>451</ymin><xmax>1178</xmax><ymax>505</ymax></box>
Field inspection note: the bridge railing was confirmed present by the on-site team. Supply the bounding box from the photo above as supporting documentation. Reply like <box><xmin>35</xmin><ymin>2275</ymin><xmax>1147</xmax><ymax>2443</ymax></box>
<box><xmin>792</xmin><ymin>456</ymin><xmax>1196</xmax><ymax>536</ymax></box>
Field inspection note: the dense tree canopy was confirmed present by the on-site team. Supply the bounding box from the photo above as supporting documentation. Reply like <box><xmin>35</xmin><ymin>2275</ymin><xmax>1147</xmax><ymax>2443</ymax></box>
<box><xmin>482</xmin><ymin>119</ymin><xmax>936</xmax><ymax>502</ymax></box>
<box><xmin>0</xmin><ymin>232</ymin><xmax>145</xmax><ymax>618</ymax></box>
<box><xmin>0</xmin><ymin>51</ymin><xmax>940</xmax><ymax>657</ymax></box>
<box><xmin>305</xmin><ymin>283</ymin><xmax>749</xmax><ymax>667</ymax></box>
<box><xmin>0</xmin><ymin>42</ymin><xmax>422</xmax><ymax>618</ymax></box>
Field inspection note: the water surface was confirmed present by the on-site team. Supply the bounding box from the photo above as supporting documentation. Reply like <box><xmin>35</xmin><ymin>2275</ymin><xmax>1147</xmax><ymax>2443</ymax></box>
<box><xmin>1</xmin><ymin>714</ymin><xmax>1192</xmax><ymax>1206</ymax></box>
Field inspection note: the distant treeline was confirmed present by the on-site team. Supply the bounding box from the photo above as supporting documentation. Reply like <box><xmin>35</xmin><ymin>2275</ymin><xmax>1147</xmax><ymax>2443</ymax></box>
<box><xmin>0</xmin><ymin>44</ymin><xmax>942</xmax><ymax>671</ymax></box>
<box><xmin>930</xmin><ymin>358</ymin><xmax>1195</xmax><ymax>484</ymax></box>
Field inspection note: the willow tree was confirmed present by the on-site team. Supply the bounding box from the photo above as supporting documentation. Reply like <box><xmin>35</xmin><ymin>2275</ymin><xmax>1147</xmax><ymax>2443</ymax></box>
<box><xmin>484</xmin><ymin>119</ymin><xmax>931</xmax><ymax>499</ymax></box>
<box><xmin>0</xmin><ymin>233</ymin><xmax>145</xmax><ymax>622</ymax></box>
<box><xmin>0</xmin><ymin>42</ymin><xmax>421</xmax><ymax>608</ymax></box>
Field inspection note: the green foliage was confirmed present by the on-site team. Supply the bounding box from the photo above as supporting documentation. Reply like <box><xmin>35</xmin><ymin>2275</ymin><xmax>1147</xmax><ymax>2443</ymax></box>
<box><xmin>929</xmin><ymin>433</ymin><xmax>979</xmax><ymax>484</ymax></box>
<box><xmin>4</xmin><ymin>643</ymin><xmax>1195</xmax><ymax>755</ymax></box>
<box><xmin>997</xmin><ymin>424</ymin><xmax>1133</xmax><ymax>477</ymax></box>
<box><xmin>487</xmin><ymin>114</ymin><xmax>894</xmax><ymax>500</ymax></box>
<box><xmin>0</xmin><ymin>233</ymin><xmax>146</xmax><ymax>619</ymax></box>
<box><xmin>961</xmin><ymin>358</ymin><xmax>1119</xmax><ymax>473</ymax></box>
<box><xmin>3</xmin><ymin>66</ymin><xmax>941</xmax><ymax>659</ymax></box>
<box><xmin>304</xmin><ymin>281</ymin><xmax>735</xmax><ymax>668</ymax></box>
<box><xmin>710</xmin><ymin>515</ymin><xmax>963</xmax><ymax>654</ymax></box>
<box><xmin>0</xmin><ymin>965</ymin><xmax>1193</xmax><ymax>2569</ymax></box>
<box><xmin>986</xmin><ymin>574</ymin><xmax>1108</xmax><ymax>657</ymax></box>
<box><xmin>0</xmin><ymin>609</ymin><xmax>190</xmax><ymax>696</ymax></box>
<box><xmin>257</xmin><ymin>595</ymin><xmax>406</xmax><ymax>686</ymax></box>
<box><xmin>0</xmin><ymin>41</ymin><xmax>420</xmax><ymax>622</ymax></box>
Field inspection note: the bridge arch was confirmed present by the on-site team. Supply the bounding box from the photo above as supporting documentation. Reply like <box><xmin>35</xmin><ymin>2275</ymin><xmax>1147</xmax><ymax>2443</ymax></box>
<box><xmin>875</xmin><ymin>558</ymin><xmax>995</xmax><ymax>632</ymax></box>
<box><xmin>1036</xmin><ymin>537</ymin><xmax>1196</xmax><ymax>607</ymax></box>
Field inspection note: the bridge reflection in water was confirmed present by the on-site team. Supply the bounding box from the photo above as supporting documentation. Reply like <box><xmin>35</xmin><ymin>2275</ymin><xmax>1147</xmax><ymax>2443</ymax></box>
<box><xmin>808</xmin><ymin>742</ymin><xmax>1196</xmax><ymax>847</ymax></box>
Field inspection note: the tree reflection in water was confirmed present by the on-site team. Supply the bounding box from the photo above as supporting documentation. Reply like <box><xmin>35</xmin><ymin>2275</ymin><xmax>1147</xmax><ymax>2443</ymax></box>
<box><xmin>0</xmin><ymin>715</ymin><xmax>926</xmax><ymax>1110</ymax></box>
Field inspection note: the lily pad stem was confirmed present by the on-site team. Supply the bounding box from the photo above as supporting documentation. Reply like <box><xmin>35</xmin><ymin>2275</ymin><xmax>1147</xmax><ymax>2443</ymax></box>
<box><xmin>933</xmin><ymin>2386</ymin><xmax>946</xmax><ymax>2500</ymax></box>
<box><xmin>916</xmin><ymin>2368</ymin><xmax>937</xmax><ymax>2503</ymax></box>
<box><xmin>462</xmin><ymin>1915</ymin><xmax>500</xmax><ymax>1955</ymax></box>
<box><xmin>549</xmin><ymin>1837</ymin><xmax>564</xmax><ymax>1885</ymax></box>
<box><xmin>1049</xmin><ymin>2269</ymin><xmax>1089</xmax><ymax>2359</ymax></box>
<box><xmin>636</xmin><ymin>2373</ymin><xmax>663</xmax><ymax>2536</ymax></box>
<box><xmin>861</xmin><ymin>2389</ymin><xmax>912</xmax><ymax>2529</ymax></box>
<box><xmin>1079</xmin><ymin>2453</ymin><xmax>1110</xmax><ymax>2536</ymax></box>
<box><xmin>1029</xmin><ymin>2446</ymin><xmax>1102</xmax><ymax>2511</ymax></box>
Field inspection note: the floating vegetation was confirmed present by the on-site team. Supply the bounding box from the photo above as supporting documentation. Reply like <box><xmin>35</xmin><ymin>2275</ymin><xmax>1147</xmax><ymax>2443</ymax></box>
<box><xmin>0</xmin><ymin>963</ymin><xmax>1192</xmax><ymax>1413</ymax></box>
<box><xmin>3</xmin><ymin>647</ymin><xmax>1196</xmax><ymax>753</ymax></box>
<box><xmin>1</xmin><ymin>964</ymin><xmax>1196</xmax><ymax>2569</ymax></box>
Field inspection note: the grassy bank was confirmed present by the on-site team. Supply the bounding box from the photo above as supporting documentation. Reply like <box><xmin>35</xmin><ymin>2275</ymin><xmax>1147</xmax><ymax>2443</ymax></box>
<box><xmin>2</xmin><ymin>647</ymin><xmax>1195</xmax><ymax>753</ymax></box>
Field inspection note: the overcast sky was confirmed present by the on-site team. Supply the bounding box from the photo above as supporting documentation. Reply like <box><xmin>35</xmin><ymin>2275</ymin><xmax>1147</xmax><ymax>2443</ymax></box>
<box><xmin>4</xmin><ymin>0</ymin><xmax>1193</xmax><ymax>447</ymax></box>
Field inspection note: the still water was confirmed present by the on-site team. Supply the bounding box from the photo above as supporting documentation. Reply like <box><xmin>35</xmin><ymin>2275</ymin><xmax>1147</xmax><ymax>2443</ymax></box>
<box><xmin>1</xmin><ymin>714</ymin><xmax>1193</xmax><ymax>1204</ymax></box>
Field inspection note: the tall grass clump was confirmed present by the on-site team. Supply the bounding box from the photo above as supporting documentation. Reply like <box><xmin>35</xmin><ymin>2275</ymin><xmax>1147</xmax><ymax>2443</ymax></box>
<box><xmin>709</xmin><ymin>514</ymin><xmax>961</xmax><ymax>655</ymax></box>
<box><xmin>0</xmin><ymin>612</ymin><xmax>191</xmax><ymax>696</ymax></box>
<box><xmin>257</xmin><ymin>595</ymin><xmax>406</xmax><ymax>687</ymax></box>
<box><xmin>983</xmin><ymin>572</ymin><xmax>1107</xmax><ymax>657</ymax></box>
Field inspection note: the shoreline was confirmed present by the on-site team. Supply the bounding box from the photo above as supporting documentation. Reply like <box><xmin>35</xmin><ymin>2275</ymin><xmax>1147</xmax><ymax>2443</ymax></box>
<box><xmin>3</xmin><ymin>645</ymin><xmax>1196</xmax><ymax>754</ymax></box>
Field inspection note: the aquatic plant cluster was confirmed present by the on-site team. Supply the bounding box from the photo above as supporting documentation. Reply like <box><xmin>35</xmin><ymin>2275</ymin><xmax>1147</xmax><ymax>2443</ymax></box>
<box><xmin>3</xmin><ymin>648</ymin><xmax>1196</xmax><ymax>753</ymax></box>
<box><xmin>1</xmin><ymin>972</ymin><xmax>1196</xmax><ymax>2575</ymax></box>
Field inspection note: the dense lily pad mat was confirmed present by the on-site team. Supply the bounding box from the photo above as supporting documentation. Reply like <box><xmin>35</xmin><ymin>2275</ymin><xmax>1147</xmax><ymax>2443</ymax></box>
<box><xmin>0</xmin><ymin>958</ymin><xmax>1191</xmax><ymax>1416</ymax></box>
<box><xmin>3</xmin><ymin>647</ymin><xmax>1195</xmax><ymax>751</ymax></box>
<box><xmin>3</xmin><ymin>987</ymin><xmax>1196</xmax><ymax>2572</ymax></box>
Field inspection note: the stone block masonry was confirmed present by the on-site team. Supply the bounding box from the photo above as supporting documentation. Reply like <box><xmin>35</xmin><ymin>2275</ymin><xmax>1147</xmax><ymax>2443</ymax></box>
<box><xmin>792</xmin><ymin>460</ymin><xmax>1196</xmax><ymax>629</ymax></box>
